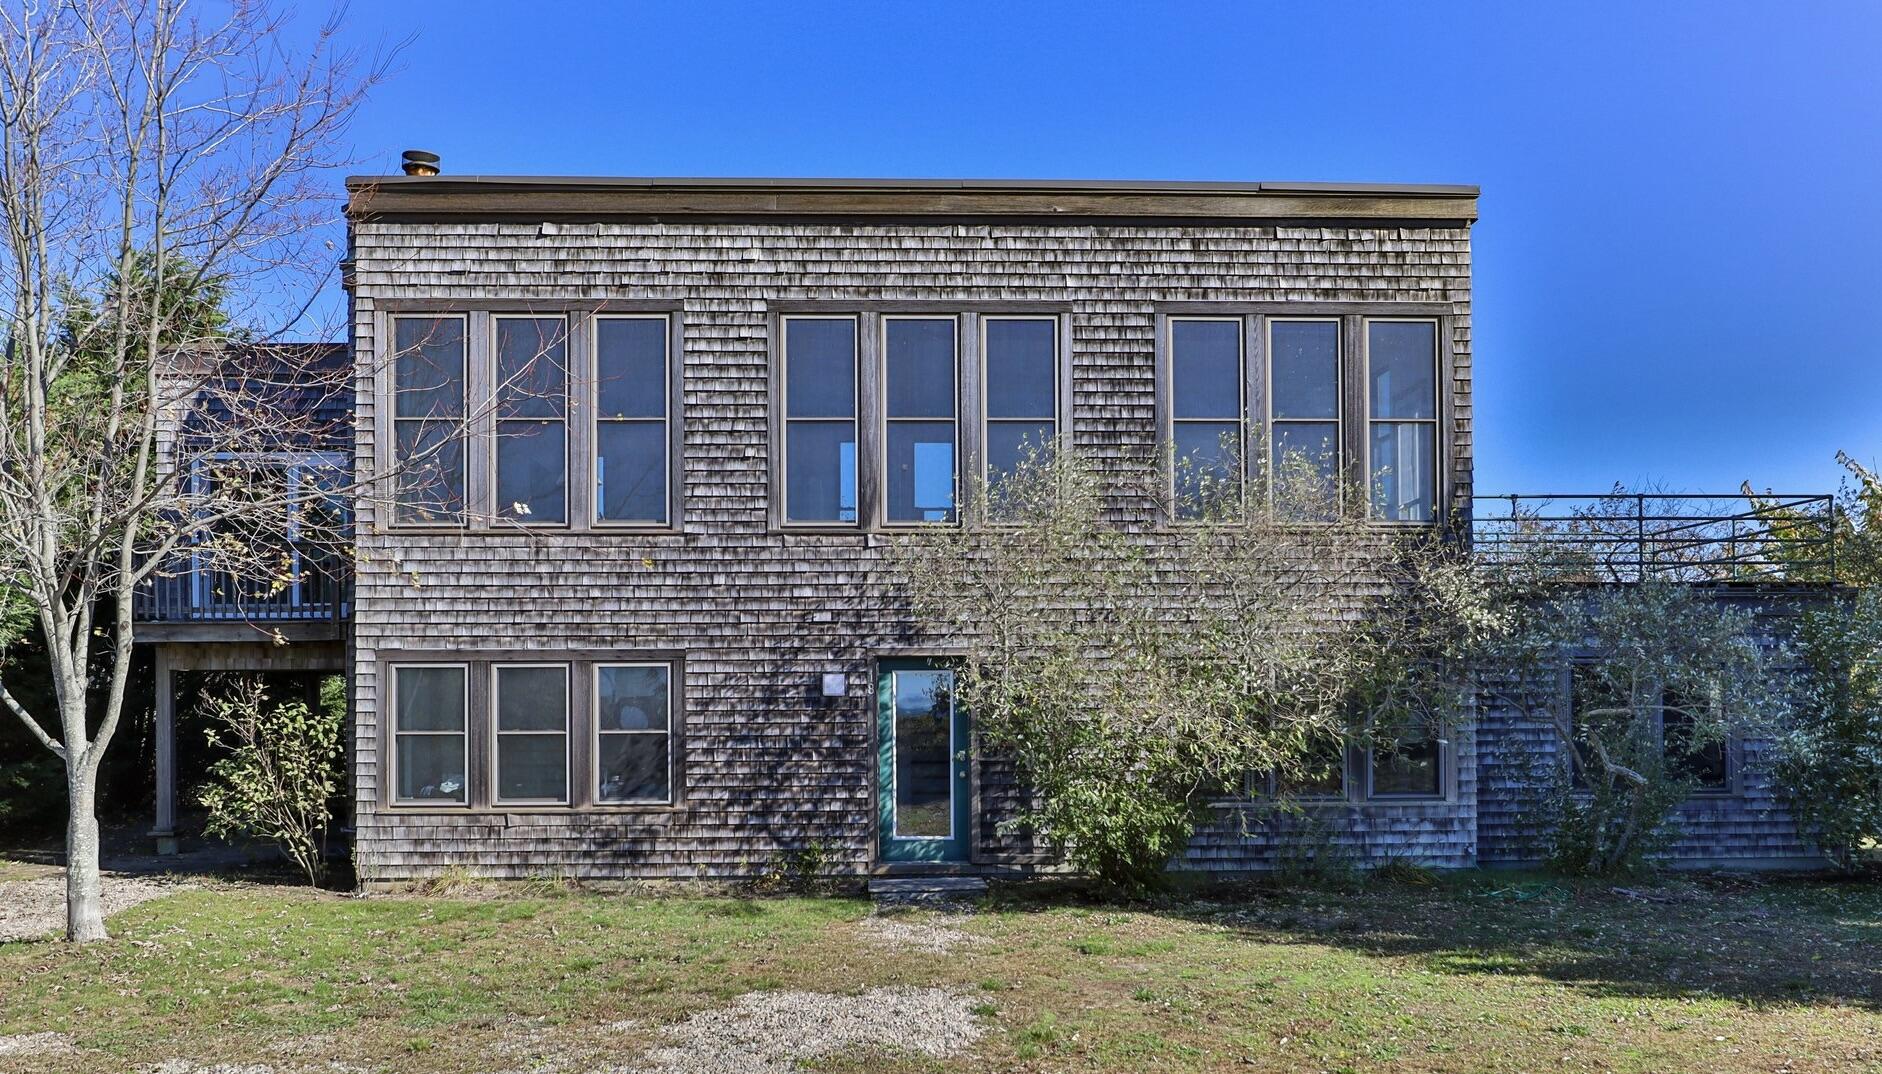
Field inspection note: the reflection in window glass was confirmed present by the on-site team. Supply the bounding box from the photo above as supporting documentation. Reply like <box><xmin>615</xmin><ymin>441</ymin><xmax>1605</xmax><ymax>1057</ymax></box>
<box><xmin>495</xmin><ymin>665</ymin><xmax>568</xmax><ymax>803</ymax></box>
<box><xmin>596</xmin><ymin>664</ymin><xmax>671</xmax><ymax>803</ymax></box>
<box><xmin>884</xmin><ymin>318</ymin><xmax>957</xmax><ymax>523</ymax></box>
<box><xmin>1171</xmin><ymin>319</ymin><xmax>1243</xmax><ymax>518</ymax></box>
<box><xmin>394</xmin><ymin>665</ymin><xmax>467</xmax><ymax>803</ymax></box>
<box><xmin>1367</xmin><ymin>320</ymin><xmax>1438</xmax><ymax>522</ymax></box>
<box><xmin>595</xmin><ymin>316</ymin><xmax>669</xmax><ymax>524</ymax></box>
<box><xmin>783</xmin><ymin>318</ymin><xmax>858</xmax><ymax>523</ymax></box>
<box><xmin>1372</xmin><ymin>723</ymin><xmax>1442</xmax><ymax>797</ymax></box>
<box><xmin>1270</xmin><ymin>320</ymin><xmax>1340</xmax><ymax>519</ymax></box>
<box><xmin>984</xmin><ymin>318</ymin><xmax>1057</xmax><ymax>497</ymax></box>
<box><xmin>495</xmin><ymin>316</ymin><xmax>569</xmax><ymax>523</ymax></box>
<box><xmin>1663</xmin><ymin>691</ymin><xmax>1729</xmax><ymax>791</ymax></box>
<box><xmin>893</xmin><ymin>669</ymin><xmax>953</xmax><ymax>838</ymax></box>
<box><xmin>392</xmin><ymin>317</ymin><xmax>466</xmax><ymax>523</ymax></box>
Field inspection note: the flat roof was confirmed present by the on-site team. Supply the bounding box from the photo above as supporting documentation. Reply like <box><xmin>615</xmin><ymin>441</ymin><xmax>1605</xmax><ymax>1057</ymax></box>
<box><xmin>344</xmin><ymin>174</ymin><xmax>1479</xmax><ymax>224</ymax></box>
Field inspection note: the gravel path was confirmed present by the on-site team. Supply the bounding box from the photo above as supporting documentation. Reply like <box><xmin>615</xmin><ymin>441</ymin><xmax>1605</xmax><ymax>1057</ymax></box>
<box><xmin>858</xmin><ymin>911</ymin><xmax>981</xmax><ymax>953</ymax></box>
<box><xmin>624</xmin><ymin>987</ymin><xmax>982</xmax><ymax>1074</ymax></box>
<box><xmin>0</xmin><ymin>872</ymin><xmax>190</xmax><ymax>942</ymax></box>
<box><xmin>0</xmin><ymin>1032</ymin><xmax>75</xmax><ymax>1058</ymax></box>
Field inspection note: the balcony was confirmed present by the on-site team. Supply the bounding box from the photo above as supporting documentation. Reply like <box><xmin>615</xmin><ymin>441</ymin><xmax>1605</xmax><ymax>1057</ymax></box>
<box><xmin>132</xmin><ymin>541</ymin><xmax>349</xmax><ymax>641</ymax></box>
<box><xmin>1468</xmin><ymin>492</ymin><xmax>1838</xmax><ymax>585</ymax></box>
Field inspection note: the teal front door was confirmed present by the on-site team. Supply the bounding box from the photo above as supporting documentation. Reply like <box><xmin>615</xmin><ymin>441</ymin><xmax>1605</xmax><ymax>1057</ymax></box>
<box><xmin>878</xmin><ymin>660</ymin><xmax>971</xmax><ymax>862</ymax></box>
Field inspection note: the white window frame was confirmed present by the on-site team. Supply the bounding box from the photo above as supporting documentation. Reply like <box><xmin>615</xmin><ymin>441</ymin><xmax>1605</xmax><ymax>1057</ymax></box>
<box><xmin>1166</xmin><ymin>316</ymin><xmax>1247</xmax><ymax>518</ymax></box>
<box><xmin>491</xmin><ymin>663</ymin><xmax>572</xmax><ymax>807</ymax></box>
<box><xmin>389</xmin><ymin>313</ymin><xmax>470</xmax><ymax>527</ymax></box>
<box><xmin>879</xmin><ymin>314</ymin><xmax>961</xmax><ymax>527</ymax></box>
<box><xmin>389</xmin><ymin>663</ymin><xmax>471</xmax><ymax>807</ymax></box>
<box><xmin>979</xmin><ymin>314</ymin><xmax>1060</xmax><ymax>494</ymax></box>
<box><xmin>592</xmin><ymin>662</ymin><xmax>675</xmax><ymax>806</ymax></box>
<box><xmin>592</xmin><ymin>313</ymin><xmax>672</xmax><ymax>527</ymax></box>
<box><xmin>1361</xmin><ymin>317</ymin><xmax>1441</xmax><ymax>525</ymax></box>
<box><xmin>779</xmin><ymin>315</ymin><xmax>862</xmax><ymax>527</ymax></box>
<box><xmin>1264</xmin><ymin>316</ymin><xmax>1343</xmax><ymax>516</ymax></box>
<box><xmin>490</xmin><ymin>312</ymin><xmax>572</xmax><ymax>527</ymax></box>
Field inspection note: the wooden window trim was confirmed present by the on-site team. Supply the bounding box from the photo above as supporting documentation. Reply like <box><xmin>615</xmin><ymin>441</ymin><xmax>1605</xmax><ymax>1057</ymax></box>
<box><xmin>877</xmin><ymin>314</ymin><xmax>963</xmax><ymax>531</ymax></box>
<box><xmin>775</xmin><ymin>314</ymin><xmax>864</xmax><ymax>530</ymax></box>
<box><xmin>490</xmin><ymin>313</ymin><xmax>572</xmax><ymax>529</ymax></box>
<box><xmin>377</xmin><ymin>302</ymin><xmax>685</xmax><ymax>536</ymax></box>
<box><xmin>1263</xmin><ymin>316</ymin><xmax>1344</xmax><ymax>517</ymax></box>
<box><xmin>388</xmin><ymin>662</ymin><xmax>472</xmax><ymax>809</ymax></box>
<box><xmin>1160</xmin><ymin>314</ymin><xmax>1249</xmax><ymax>522</ymax></box>
<box><xmin>378</xmin><ymin>650</ymin><xmax>688</xmax><ymax>814</ymax></box>
<box><xmin>590</xmin><ymin>312</ymin><xmax>682</xmax><ymax>531</ymax></box>
<box><xmin>592</xmin><ymin>661</ymin><xmax>678</xmax><ymax>807</ymax></box>
<box><xmin>1364</xmin><ymin>724</ymin><xmax>1454</xmax><ymax>802</ymax></box>
<box><xmin>387</xmin><ymin>313</ymin><xmax>471</xmax><ymax>529</ymax></box>
<box><xmin>1360</xmin><ymin>316</ymin><xmax>1449</xmax><ymax>526</ymax></box>
<box><xmin>976</xmin><ymin>314</ymin><xmax>1068</xmax><ymax>517</ymax></box>
<box><xmin>490</xmin><ymin>663</ymin><xmax>572</xmax><ymax>807</ymax></box>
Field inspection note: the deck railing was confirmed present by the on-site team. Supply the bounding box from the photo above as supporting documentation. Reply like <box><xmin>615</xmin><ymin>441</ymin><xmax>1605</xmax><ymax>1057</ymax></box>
<box><xmin>132</xmin><ymin>542</ymin><xmax>350</xmax><ymax>623</ymax></box>
<box><xmin>1469</xmin><ymin>492</ymin><xmax>1836</xmax><ymax>583</ymax></box>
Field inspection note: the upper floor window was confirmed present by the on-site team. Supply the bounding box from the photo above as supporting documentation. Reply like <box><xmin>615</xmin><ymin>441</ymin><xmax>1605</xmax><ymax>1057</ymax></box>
<box><xmin>1169</xmin><ymin>318</ymin><xmax>1246</xmax><ymax>519</ymax></box>
<box><xmin>494</xmin><ymin>315</ymin><xmax>569</xmax><ymax>524</ymax></box>
<box><xmin>594</xmin><ymin>316</ymin><xmax>671</xmax><ymax>525</ymax></box>
<box><xmin>1268</xmin><ymin>319</ymin><xmax>1341</xmax><ymax>519</ymax></box>
<box><xmin>391</xmin><ymin>315</ymin><xmax>467</xmax><ymax>524</ymax></box>
<box><xmin>983</xmin><ymin>317</ymin><xmax>1060</xmax><ymax>496</ymax></box>
<box><xmin>782</xmin><ymin>316</ymin><xmax>859</xmax><ymax>524</ymax></box>
<box><xmin>1366</xmin><ymin>319</ymin><xmax>1439</xmax><ymax>523</ymax></box>
<box><xmin>883</xmin><ymin>317</ymin><xmax>959</xmax><ymax>523</ymax></box>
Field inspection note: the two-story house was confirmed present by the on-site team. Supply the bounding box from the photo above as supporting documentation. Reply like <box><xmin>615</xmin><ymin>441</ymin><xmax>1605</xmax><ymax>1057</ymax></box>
<box><xmin>133</xmin><ymin>166</ymin><xmax>1825</xmax><ymax>879</ymax></box>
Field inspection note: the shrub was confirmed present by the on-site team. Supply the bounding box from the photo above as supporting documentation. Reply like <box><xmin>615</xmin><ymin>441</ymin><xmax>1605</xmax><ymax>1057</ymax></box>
<box><xmin>1774</xmin><ymin>589</ymin><xmax>1882</xmax><ymax>870</ymax></box>
<box><xmin>197</xmin><ymin>675</ymin><xmax>344</xmax><ymax>885</ymax></box>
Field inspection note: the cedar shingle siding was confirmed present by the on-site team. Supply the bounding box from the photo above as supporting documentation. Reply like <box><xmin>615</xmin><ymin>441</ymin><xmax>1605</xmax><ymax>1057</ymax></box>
<box><xmin>343</xmin><ymin>179</ymin><xmax>1809</xmax><ymax>880</ymax></box>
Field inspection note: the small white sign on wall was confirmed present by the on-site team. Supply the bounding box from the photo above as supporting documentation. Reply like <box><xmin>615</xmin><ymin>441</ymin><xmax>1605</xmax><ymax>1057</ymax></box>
<box><xmin>821</xmin><ymin>672</ymin><xmax>848</xmax><ymax>698</ymax></box>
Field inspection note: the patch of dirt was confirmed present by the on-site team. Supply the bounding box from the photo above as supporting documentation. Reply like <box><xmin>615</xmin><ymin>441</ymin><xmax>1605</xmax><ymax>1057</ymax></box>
<box><xmin>857</xmin><ymin>911</ymin><xmax>981</xmax><ymax>954</ymax></box>
<box><xmin>0</xmin><ymin>1032</ymin><xmax>76</xmax><ymax>1057</ymax></box>
<box><xmin>0</xmin><ymin>872</ymin><xmax>190</xmax><ymax>942</ymax></box>
<box><xmin>623</xmin><ymin>987</ymin><xmax>982</xmax><ymax>1074</ymax></box>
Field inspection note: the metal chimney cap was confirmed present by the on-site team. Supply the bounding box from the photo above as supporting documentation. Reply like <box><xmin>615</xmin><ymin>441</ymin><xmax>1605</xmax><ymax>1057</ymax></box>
<box><xmin>400</xmin><ymin>149</ymin><xmax>441</xmax><ymax>176</ymax></box>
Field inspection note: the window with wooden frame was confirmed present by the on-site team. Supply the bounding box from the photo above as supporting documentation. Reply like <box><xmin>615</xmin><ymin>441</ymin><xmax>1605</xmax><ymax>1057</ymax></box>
<box><xmin>492</xmin><ymin>315</ymin><xmax>570</xmax><ymax>525</ymax></box>
<box><xmin>391</xmin><ymin>664</ymin><xmax>469</xmax><ymax>804</ymax></box>
<box><xmin>390</xmin><ymin>315</ymin><xmax>468</xmax><ymax>524</ymax></box>
<box><xmin>1661</xmin><ymin>686</ymin><xmax>1731</xmax><ymax>794</ymax></box>
<box><xmin>594</xmin><ymin>663</ymin><xmax>673</xmax><ymax>804</ymax></box>
<box><xmin>1365</xmin><ymin>318</ymin><xmax>1439</xmax><ymax>523</ymax></box>
<box><xmin>882</xmin><ymin>316</ymin><xmax>959</xmax><ymax>524</ymax></box>
<box><xmin>781</xmin><ymin>316</ymin><xmax>860</xmax><ymax>524</ymax></box>
<box><xmin>982</xmin><ymin>316</ymin><xmax>1060</xmax><ymax>500</ymax></box>
<box><xmin>1167</xmin><ymin>317</ymin><xmax>1246</xmax><ymax>519</ymax></box>
<box><xmin>493</xmin><ymin>664</ymin><xmax>570</xmax><ymax>805</ymax></box>
<box><xmin>593</xmin><ymin>315</ymin><xmax>672</xmax><ymax>525</ymax></box>
<box><xmin>1368</xmin><ymin>721</ymin><xmax>1445</xmax><ymax>799</ymax></box>
<box><xmin>1267</xmin><ymin>318</ymin><xmax>1342</xmax><ymax>520</ymax></box>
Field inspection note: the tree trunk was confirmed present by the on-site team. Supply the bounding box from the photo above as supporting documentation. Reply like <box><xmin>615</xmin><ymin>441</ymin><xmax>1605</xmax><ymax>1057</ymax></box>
<box><xmin>65</xmin><ymin>763</ymin><xmax>108</xmax><ymax>943</ymax></box>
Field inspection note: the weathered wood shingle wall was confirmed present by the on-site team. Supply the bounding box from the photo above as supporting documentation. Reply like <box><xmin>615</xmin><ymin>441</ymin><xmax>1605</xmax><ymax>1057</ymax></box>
<box><xmin>348</xmin><ymin>217</ymin><xmax>1475</xmax><ymax>881</ymax></box>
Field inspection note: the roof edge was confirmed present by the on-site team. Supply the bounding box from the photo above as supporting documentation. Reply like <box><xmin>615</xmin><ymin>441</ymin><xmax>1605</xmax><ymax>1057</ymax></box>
<box><xmin>343</xmin><ymin>174</ymin><xmax>1478</xmax><ymax>197</ymax></box>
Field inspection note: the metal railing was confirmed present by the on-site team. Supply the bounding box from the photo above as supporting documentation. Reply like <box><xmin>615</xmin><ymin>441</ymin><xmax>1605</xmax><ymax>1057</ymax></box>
<box><xmin>1469</xmin><ymin>492</ymin><xmax>1836</xmax><ymax>583</ymax></box>
<box><xmin>132</xmin><ymin>542</ymin><xmax>350</xmax><ymax>623</ymax></box>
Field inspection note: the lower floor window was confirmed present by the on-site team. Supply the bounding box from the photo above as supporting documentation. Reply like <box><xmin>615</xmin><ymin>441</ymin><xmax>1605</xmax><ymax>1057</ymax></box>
<box><xmin>389</xmin><ymin>656</ymin><xmax>676</xmax><ymax>809</ymax></box>
<box><xmin>393</xmin><ymin>665</ymin><xmax>468</xmax><ymax>803</ymax></box>
<box><xmin>1371</xmin><ymin>724</ymin><xmax>1443</xmax><ymax>797</ymax></box>
<box><xmin>495</xmin><ymin>665</ymin><xmax>570</xmax><ymax>804</ymax></box>
<box><xmin>595</xmin><ymin>664</ymin><xmax>673</xmax><ymax>803</ymax></box>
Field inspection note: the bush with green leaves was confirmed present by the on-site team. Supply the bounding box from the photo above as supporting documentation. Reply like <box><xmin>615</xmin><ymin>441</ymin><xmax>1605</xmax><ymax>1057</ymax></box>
<box><xmin>1773</xmin><ymin>588</ymin><xmax>1882</xmax><ymax>869</ymax></box>
<box><xmin>889</xmin><ymin>444</ymin><xmax>1465</xmax><ymax>890</ymax></box>
<box><xmin>1479</xmin><ymin>578</ymin><xmax>1784</xmax><ymax>875</ymax></box>
<box><xmin>197</xmin><ymin>675</ymin><xmax>345</xmax><ymax>886</ymax></box>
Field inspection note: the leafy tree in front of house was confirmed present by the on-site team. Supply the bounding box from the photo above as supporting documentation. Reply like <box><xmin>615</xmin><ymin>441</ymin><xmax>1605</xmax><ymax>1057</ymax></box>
<box><xmin>887</xmin><ymin>443</ymin><xmax>1470</xmax><ymax>890</ymax></box>
<box><xmin>197</xmin><ymin>675</ymin><xmax>346</xmax><ymax>886</ymax></box>
<box><xmin>1478</xmin><ymin>577</ymin><xmax>1785</xmax><ymax>874</ymax></box>
<box><xmin>1771</xmin><ymin>454</ymin><xmax>1881</xmax><ymax>869</ymax></box>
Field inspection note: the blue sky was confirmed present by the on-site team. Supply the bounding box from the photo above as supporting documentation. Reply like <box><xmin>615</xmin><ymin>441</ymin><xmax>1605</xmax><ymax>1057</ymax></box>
<box><xmin>313</xmin><ymin>1</ymin><xmax>1882</xmax><ymax>495</ymax></box>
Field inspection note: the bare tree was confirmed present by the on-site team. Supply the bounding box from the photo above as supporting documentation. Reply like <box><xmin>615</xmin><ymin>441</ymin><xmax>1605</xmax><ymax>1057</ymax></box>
<box><xmin>0</xmin><ymin>0</ymin><xmax>376</xmax><ymax>940</ymax></box>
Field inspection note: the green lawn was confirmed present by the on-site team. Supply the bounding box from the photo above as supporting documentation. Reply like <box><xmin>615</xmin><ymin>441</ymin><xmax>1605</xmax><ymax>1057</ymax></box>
<box><xmin>1</xmin><ymin>869</ymin><xmax>1877</xmax><ymax>1073</ymax></box>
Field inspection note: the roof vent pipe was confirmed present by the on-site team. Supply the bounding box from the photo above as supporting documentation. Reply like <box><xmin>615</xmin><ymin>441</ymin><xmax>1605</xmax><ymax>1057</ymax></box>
<box><xmin>400</xmin><ymin>150</ymin><xmax>440</xmax><ymax>177</ymax></box>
